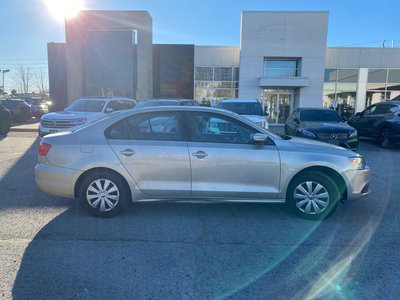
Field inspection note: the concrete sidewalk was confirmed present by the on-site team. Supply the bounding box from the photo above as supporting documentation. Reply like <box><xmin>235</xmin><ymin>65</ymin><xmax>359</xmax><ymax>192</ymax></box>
<box><xmin>10</xmin><ymin>119</ymin><xmax>39</xmax><ymax>133</ymax></box>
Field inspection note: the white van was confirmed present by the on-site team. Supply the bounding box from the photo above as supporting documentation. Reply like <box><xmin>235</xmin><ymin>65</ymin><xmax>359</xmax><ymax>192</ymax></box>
<box><xmin>217</xmin><ymin>99</ymin><xmax>269</xmax><ymax>129</ymax></box>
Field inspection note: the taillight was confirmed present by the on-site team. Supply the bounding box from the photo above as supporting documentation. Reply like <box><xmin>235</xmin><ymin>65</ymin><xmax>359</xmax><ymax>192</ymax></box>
<box><xmin>38</xmin><ymin>142</ymin><xmax>52</xmax><ymax>156</ymax></box>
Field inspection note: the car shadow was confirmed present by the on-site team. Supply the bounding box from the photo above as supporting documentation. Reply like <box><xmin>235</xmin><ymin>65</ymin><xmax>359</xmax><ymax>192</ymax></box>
<box><xmin>3</xmin><ymin>139</ymin><xmax>400</xmax><ymax>299</ymax></box>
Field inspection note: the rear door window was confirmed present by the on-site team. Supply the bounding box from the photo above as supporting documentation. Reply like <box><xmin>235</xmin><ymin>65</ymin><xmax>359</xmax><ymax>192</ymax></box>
<box><xmin>106</xmin><ymin>111</ymin><xmax>185</xmax><ymax>141</ymax></box>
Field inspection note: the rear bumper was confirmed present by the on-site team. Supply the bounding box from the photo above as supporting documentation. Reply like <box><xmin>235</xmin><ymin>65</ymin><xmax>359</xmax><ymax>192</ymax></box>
<box><xmin>35</xmin><ymin>163</ymin><xmax>80</xmax><ymax>199</ymax></box>
<box><xmin>342</xmin><ymin>166</ymin><xmax>371</xmax><ymax>200</ymax></box>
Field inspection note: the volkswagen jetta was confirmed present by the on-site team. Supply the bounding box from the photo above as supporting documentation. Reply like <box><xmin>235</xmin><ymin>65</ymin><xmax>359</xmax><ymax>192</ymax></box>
<box><xmin>35</xmin><ymin>106</ymin><xmax>370</xmax><ymax>220</ymax></box>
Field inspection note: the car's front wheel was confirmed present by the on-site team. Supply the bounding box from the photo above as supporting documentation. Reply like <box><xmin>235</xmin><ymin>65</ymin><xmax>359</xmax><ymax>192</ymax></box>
<box><xmin>79</xmin><ymin>171</ymin><xmax>129</xmax><ymax>217</ymax></box>
<box><xmin>287</xmin><ymin>172</ymin><xmax>340</xmax><ymax>220</ymax></box>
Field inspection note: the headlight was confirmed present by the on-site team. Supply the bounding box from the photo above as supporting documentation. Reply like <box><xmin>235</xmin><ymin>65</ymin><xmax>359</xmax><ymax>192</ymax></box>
<box><xmin>349</xmin><ymin>130</ymin><xmax>358</xmax><ymax>139</ymax></box>
<box><xmin>349</xmin><ymin>157</ymin><xmax>365</xmax><ymax>170</ymax></box>
<box><xmin>72</xmin><ymin>118</ymin><xmax>87</xmax><ymax>125</ymax></box>
<box><xmin>299</xmin><ymin>128</ymin><xmax>317</xmax><ymax>139</ymax></box>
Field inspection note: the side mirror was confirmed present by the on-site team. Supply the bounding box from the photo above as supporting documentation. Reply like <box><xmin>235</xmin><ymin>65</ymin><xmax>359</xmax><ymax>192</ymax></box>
<box><xmin>252</xmin><ymin>133</ymin><xmax>269</xmax><ymax>144</ymax></box>
<box><xmin>105</xmin><ymin>107</ymin><xmax>114</xmax><ymax>113</ymax></box>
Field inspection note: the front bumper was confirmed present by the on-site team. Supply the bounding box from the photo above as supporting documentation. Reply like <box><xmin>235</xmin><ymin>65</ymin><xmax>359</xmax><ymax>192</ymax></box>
<box><xmin>35</xmin><ymin>163</ymin><xmax>80</xmax><ymax>199</ymax></box>
<box><xmin>342</xmin><ymin>166</ymin><xmax>371</xmax><ymax>200</ymax></box>
<box><xmin>38</xmin><ymin>124</ymin><xmax>76</xmax><ymax>137</ymax></box>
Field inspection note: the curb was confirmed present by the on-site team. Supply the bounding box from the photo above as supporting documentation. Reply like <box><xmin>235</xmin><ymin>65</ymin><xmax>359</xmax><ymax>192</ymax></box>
<box><xmin>10</xmin><ymin>127</ymin><xmax>39</xmax><ymax>133</ymax></box>
<box><xmin>10</xmin><ymin>123</ymin><xmax>39</xmax><ymax>133</ymax></box>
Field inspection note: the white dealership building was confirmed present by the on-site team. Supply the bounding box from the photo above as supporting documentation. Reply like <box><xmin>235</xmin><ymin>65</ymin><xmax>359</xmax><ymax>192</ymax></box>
<box><xmin>48</xmin><ymin>10</ymin><xmax>400</xmax><ymax>126</ymax></box>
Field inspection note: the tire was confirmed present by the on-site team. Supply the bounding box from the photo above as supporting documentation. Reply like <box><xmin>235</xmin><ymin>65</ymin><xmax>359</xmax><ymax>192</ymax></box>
<box><xmin>78</xmin><ymin>171</ymin><xmax>129</xmax><ymax>217</ymax></box>
<box><xmin>0</xmin><ymin>120</ymin><xmax>10</xmax><ymax>135</ymax></box>
<box><xmin>287</xmin><ymin>172</ymin><xmax>340</xmax><ymax>220</ymax></box>
<box><xmin>379</xmin><ymin>128</ymin><xmax>392</xmax><ymax>149</ymax></box>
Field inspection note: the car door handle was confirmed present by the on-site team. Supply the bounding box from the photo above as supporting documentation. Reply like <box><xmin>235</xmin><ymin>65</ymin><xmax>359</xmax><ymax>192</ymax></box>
<box><xmin>120</xmin><ymin>149</ymin><xmax>136</xmax><ymax>157</ymax></box>
<box><xmin>192</xmin><ymin>151</ymin><xmax>208</xmax><ymax>159</ymax></box>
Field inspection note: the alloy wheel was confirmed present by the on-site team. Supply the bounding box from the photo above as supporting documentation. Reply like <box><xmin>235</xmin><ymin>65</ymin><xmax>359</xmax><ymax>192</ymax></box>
<box><xmin>86</xmin><ymin>179</ymin><xmax>120</xmax><ymax>212</ymax></box>
<box><xmin>293</xmin><ymin>181</ymin><xmax>330</xmax><ymax>215</ymax></box>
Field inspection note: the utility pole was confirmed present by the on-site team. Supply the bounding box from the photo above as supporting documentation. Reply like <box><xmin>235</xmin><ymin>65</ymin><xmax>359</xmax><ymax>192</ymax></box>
<box><xmin>1</xmin><ymin>69</ymin><xmax>10</xmax><ymax>93</ymax></box>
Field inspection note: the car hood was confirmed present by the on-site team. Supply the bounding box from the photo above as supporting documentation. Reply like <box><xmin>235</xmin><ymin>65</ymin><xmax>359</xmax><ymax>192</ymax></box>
<box><xmin>277</xmin><ymin>136</ymin><xmax>356</xmax><ymax>156</ymax></box>
<box><xmin>300</xmin><ymin>121</ymin><xmax>354</xmax><ymax>132</ymax></box>
<box><xmin>41</xmin><ymin>111</ymin><xmax>104</xmax><ymax>121</ymax></box>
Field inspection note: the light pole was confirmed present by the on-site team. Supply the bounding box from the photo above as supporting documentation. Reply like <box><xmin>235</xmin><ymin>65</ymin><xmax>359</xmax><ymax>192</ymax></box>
<box><xmin>1</xmin><ymin>69</ymin><xmax>10</xmax><ymax>94</ymax></box>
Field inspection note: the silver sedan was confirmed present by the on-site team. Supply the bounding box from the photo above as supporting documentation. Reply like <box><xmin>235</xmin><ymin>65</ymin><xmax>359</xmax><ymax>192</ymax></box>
<box><xmin>35</xmin><ymin>106</ymin><xmax>371</xmax><ymax>220</ymax></box>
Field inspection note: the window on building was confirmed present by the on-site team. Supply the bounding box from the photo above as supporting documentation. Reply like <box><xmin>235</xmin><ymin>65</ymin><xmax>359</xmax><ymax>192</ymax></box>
<box><xmin>194</xmin><ymin>66</ymin><xmax>239</xmax><ymax>106</ymax></box>
<box><xmin>386</xmin><ymin>69</ymin><xmax>400</xmax><ymax>101</ymax></box>
<box><xmin>323</xmin><ymin>69</ymin><xmax>358</xmax><ymax>118</ymax></box>
<box><xmin>366</xmin><ymin>69</ymin><xmax>400</xmax><ymax>106</ymax></box>
<box><xmin>263</xmin><ymin>59</ymin><xmax>299</xmax><ymax>77</ymax></box>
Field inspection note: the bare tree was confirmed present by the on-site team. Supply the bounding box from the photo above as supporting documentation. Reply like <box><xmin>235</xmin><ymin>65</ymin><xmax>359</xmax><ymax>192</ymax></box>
<box><xmin>14</xmin><ymin>65</ymin><xmax>33</xmax><ymax>93</ymax></box>
<box><xmin>33</xmin><ymin>69</ymin><xmax>49</xmax><ymax>97</ymax></box>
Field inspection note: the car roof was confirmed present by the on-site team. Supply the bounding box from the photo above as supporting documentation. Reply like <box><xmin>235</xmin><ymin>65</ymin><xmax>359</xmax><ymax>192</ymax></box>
<box><xmin>77</xmin><ymin>97</ymin><xmax>135</xmax><ymax>102</ymax></box>
<box><xmin>218</xmin><ymin>99</ymin><xmax>260</xmax><ymax>103</ymax></box>
<box><xmin>140</xmin><ymin>98</ymin><xmax>195</xmax><ymax>102</ymax></box>
<box><xmin>297</xmin><ymin>107</ymin><xmax>336</xmax><ymax>111</ymax></box>
<box><xmin>376</xmin><ymin>100</ymin><xmax>400</xmax><ymax>105</ymax></box>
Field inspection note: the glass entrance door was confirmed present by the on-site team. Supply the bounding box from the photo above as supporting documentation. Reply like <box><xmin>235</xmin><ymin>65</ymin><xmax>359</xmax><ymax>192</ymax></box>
<box><xmin>262</xmin><ymin>89</ymin><xmax>294</xmax><ymax>124</ymax></box>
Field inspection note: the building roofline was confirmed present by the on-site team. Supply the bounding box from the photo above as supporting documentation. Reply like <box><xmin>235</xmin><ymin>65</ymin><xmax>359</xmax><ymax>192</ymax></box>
<box><xmin>242</xmin><ymin>11</ymin><xmax>329</xmax><ymax>14</ymax></box>
<box><xmin>327</xmin><ymin>46</ymin><xmax>400</xmax><ymax>50</ymax></box>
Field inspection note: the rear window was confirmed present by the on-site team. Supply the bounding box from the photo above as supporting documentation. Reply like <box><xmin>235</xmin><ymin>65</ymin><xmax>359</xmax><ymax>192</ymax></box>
<box><xmin>217</xmin><ymin>101</ymin><xmax>263</xmax><ymax>116</ymax></box>
<box><xmin>300</xmin><ymin>109</ymin><xmax>342</xmax><ymax>122</ymax></box>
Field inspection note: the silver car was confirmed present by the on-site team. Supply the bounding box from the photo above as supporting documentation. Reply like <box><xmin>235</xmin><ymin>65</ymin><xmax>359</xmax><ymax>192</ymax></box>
<box><xmin>35</xmin><ymin>106</ymin><xmax>370</xmax><ymax>220</ymax></box>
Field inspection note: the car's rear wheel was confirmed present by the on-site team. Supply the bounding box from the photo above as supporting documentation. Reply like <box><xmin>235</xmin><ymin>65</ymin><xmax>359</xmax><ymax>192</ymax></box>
<box><xmin>79</xmin><ymin>171</ymin><xmax>129</xmax><ymax>217</ymax></box>
<box><xmin>379</xmin><ymin>128</ymin><xmax>392</xmax><ymax>149</ymax></box>
<box><xmin>0</xmin><ymin>119</ymin><xmax>11</xmax><ymax>135</ymax></box>
<box><xmin>287</xmin><ymin>172</ymin><xmax>339</xmax><ymax>220</ymax></box>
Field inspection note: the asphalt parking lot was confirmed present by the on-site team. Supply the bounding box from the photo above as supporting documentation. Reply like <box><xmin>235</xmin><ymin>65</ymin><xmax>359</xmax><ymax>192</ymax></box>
<box><xmin>0</xmin><ymin>130</ymin><xmax>399</xmax><ymax>299</ymax></box>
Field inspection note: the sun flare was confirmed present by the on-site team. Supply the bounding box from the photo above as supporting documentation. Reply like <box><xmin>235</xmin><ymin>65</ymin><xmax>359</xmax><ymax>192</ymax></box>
<box><xmin>44</xmin><ymin>0</ymin><xmax>84</xmax><ymax>21</ymax></box>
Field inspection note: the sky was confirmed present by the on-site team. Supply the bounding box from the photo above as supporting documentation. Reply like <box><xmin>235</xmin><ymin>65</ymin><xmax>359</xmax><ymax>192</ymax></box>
<box><xmin>1</xmin><ymin>0</ymin><xmax>400</xmax><ymax>92</ymax></box>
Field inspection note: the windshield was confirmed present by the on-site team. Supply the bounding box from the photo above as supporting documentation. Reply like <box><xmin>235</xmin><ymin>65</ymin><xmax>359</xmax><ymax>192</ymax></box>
<box><xmin>218</xmin><ymin>102</ymin><xmax>263</xmax><ymax>116</ymax></box>
<box><xmin>135</xmin><ymin>100</ymin><xmax>178</xmax><ymax>108</ymax></box>
<box><xmin>65</xmin><ymin>99</ymin><xmax>106</xmax><ymax>112</ymax></box>
<box><xmin>300</xmin><ymin>109</ymin><xmax>342</xmax><ymax>122</ymax></box>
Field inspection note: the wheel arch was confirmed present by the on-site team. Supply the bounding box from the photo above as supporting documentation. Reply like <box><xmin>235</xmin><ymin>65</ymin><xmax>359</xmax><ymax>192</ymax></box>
<box><xmin>377</xmin><ymin>122</ymin><xmax>393</xmax><ymax>134</ymax></box>
<box><xmin>74</xmin><ymin>167</ymin><xmax>132</xmax><ymax>201</ymax></box>
<box><xmin>285</xmin><ymin>166</ymin><xmax>348</xmax><ymax>201</ymax></box>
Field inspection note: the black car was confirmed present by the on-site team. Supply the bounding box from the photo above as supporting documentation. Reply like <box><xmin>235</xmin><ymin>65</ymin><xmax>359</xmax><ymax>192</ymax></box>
<box><xmin>285</xmin><ymin>108</ymin><xmax>359</xmax><ymax>150</ymax></box>
<box><xmin>347</xmin><ymin>100</ymin><xmax>400</xmax><ymax>149</ymax></box>
<box><xmin>0</xmin><ymin>104</ymin><xmax>12</xmax><ymax>135</ymax></box>
<box><xmin>135</xmin><ymin>98</ymin><xmax>198</xmax><ymax>108</ymax></box>
<box><xmin>0</xmin><ymin>99</ymin><xmax>32</xmax><ymax>123</ymax></box>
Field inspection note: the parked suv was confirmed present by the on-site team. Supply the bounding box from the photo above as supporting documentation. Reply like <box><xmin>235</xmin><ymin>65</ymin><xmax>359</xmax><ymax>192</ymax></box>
<box><xmin>347</xmin><ymin>100</ymin><xmax>400</xmax><ymax>148</ymax></box>
<box><xmin>285</xmin><ymin>108</ymin><xmax>359</xmax><ymax>150</ymax></box>
<box><xmin>0</xmin><ymin>104</ymin><xmax>12</xmax><ymax>135</ymax></box>
<box><xmin>0</xmin><ymin>99</ymin><xmax>32</xmax><ymax>123</ymax></box>
<box><xmin>39</xmin><ymin>97</ymin><xmax>137</xmax><ymax>137</ymax></box>
<box><xmin>217</xmin><ymin>99</ymin><xmax>269</xmax><ymax>129</ymax></box>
